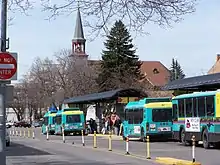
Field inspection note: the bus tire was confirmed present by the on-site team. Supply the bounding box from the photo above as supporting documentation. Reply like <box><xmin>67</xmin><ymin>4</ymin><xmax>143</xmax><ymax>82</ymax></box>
<box><xmin>141</xmin><ymin>128</ymin><xmax>146</xmax><ymax>142</ymax></box>
<box><xmin>180</xmin><ymin>129</ymin><xmax>187</xmax><ymax>146</ymax></box>
<box><xmin>202</xmin><ymin>129</ymin><xmax>210</xmax><ymax>149</ymax></box>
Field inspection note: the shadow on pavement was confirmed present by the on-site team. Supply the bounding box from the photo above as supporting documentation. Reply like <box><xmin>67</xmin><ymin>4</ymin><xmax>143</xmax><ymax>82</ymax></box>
<box><xmin>8</xmin><ymin>161</ymin><xmax>125</xmax><ymax>165</ymax></box>
<box><xmin>6</xmin><ymin>142</ymin><xmax>52</xmax><ymax>156</ymax></box>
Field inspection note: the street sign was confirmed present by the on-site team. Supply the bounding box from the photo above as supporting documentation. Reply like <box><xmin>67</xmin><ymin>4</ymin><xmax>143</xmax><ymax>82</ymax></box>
<box><xmin>0</xmin><ymin>52</ymin><xmax>17</xmax><ymax>80</ymax></box>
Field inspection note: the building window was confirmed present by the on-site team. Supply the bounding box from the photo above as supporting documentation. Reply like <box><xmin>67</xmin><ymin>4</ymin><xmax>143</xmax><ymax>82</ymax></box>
<box><xmin>153</xmin><ymin>68</ymin><xmax>159</xmax><ymax>74</ymax></box>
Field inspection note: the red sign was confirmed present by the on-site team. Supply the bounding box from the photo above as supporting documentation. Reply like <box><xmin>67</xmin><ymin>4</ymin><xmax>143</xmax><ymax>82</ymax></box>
<box><xmin>0</xmin><ymin>52</ymin><xmax>17</xmax><ymax>80</ymax></box>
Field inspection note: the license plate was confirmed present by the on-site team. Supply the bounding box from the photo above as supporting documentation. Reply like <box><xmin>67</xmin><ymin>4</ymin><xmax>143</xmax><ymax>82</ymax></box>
<box><xmin>158</xmin><ymin>127</ymin><xmax>171</xmax><ymax>131</ymax></box>
<box><xmin>70</xmin><ymin>126</ymin><xmax>77</xmax><ymax>129</ymax></box>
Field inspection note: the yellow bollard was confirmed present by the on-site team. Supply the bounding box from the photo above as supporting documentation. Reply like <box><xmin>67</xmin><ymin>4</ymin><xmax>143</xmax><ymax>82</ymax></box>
<box><xmin>28</xmin><ymin>129</ymin><xmax>30</xmax><ymax>138</ymax></box>
<box><xmin>192</xmin><ymin>135</ymin><xmax>196</xmax><ymax>162</ymax></box>
<box><xmin>23</xmin><ymin>129</ymin><xmax>26</xmax><ymax>138</ymax></box>
<box><xmin>108</xmin><ymin>131</ymin><xmax>112</xmax><ymax>151</ymax></box>
<box><xmin>93</xmin><ymin>131</ymin><xmax>97</xmax><ymax>148</ymax></box>
<box><xmin>146</xmin><ymin>136</ymin><xmax>151</xmax><ymax>159</ymax></box>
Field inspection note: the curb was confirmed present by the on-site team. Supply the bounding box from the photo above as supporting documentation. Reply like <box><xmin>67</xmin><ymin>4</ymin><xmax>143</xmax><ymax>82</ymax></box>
<box><xmin>155</xmin><ymin>157</ymin><xmax>201</xmax><ymax>165</ymax></box>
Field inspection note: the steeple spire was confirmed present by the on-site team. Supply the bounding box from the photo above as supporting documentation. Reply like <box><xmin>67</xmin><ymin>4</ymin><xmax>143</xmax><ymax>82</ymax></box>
<box><xmin>71</xmin><ymin>6</ymin><xmax>88</xmax><ymax>64</ymax></box>
<box><xmin>73</xmin><ymin>7</ymin><xmax>85</xmax><ymax>40</ymax></box>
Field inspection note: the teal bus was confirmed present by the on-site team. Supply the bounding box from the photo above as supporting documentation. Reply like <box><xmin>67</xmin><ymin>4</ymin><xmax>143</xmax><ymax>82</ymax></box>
<box><xmin>172</xmin><ymin>91</ymin><xmax>220</xmax><ymax>149</ymax></box>
<box><xmin>42</xmin><ymin>111</ymin><xmax>57</xmax><ymax>135</ymax></box>
<box><xmin>122</xmin><ymin>97</ymin><xmax>173</xmax><ymax>141</ymax></box>
<box><xmin>55</xmin><ymin>108</ymin><xmax>85</xmax><ymax>135</ymax></box>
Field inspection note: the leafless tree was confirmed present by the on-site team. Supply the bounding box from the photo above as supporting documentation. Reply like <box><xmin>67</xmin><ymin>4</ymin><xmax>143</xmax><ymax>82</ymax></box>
<box><xmin>54</xmin><ymin>49</ymin><xmax>98</xmax><ymax>98</ymax></box>
<box><xmin>29</xmin><ymin>57</ymin><xmax>58</xmax><ymax>106</ymax></box>
<box><xmin>41</xmin><ymin>0</ymin><xmax>197</xmax><ymax>38</ymax></box>
<box><xmin>9</xmin><ymin>82</ymin><xmax>26</xmax><ymax>121</ymax></box>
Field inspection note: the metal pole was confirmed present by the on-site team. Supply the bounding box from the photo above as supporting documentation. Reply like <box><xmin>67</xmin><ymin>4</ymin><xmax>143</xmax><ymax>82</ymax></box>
<box><xmin>0</xmin><ymin>0</ymin><xmax>8</xmax><ymax>164</ymax></box>
<box><xmin>0</xmin><ymin>87</ymin><xmax>6</xmax><ymax>165</ymax></box>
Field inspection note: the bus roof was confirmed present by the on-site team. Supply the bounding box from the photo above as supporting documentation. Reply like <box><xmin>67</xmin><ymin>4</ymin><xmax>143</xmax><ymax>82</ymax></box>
<box><xmin>62</xmin><ymin>111</ymin><xmax>83</xmax><ymax>115</ymax></box>
<box><xmin>145</xmin><ymin>102</ymin><xmax>172</xmax><ymax>109</ymax></box>
<box><xmin>173</xmin><ymin>91</ymin><xmax>219</xmax><ymax>99</ymax></box>
<box><xmin>63</xmin><ymin>108</ymin><xmax>80</xmax><ymax>111</ymax></box>
<box><xmin>125</xmin><ymin>101</ymin><xmax>144</xmax><ymax>109</ymax></box>
<box><xmin>49</xmin><ymin>113</ymin><xmax>56</xmax><ymax>117</ymax></box>
<box><xmin>43</xmin><ymin>112</ymin><xmax>50</xmax><ymax>117</ymax></box>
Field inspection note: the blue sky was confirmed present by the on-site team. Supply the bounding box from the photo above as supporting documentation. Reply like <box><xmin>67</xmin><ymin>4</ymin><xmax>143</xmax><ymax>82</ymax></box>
<box><xmin>6</xmin><ymin>0</ymin><xmax>220</xmax><ymax>82</ymax></box>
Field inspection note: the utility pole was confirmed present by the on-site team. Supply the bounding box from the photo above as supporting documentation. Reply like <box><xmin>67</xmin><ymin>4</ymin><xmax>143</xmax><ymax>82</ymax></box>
<box><xmin>0</xmin><ymin>0</ymin><xmax>8</xmax><ymax>164</ymax></box>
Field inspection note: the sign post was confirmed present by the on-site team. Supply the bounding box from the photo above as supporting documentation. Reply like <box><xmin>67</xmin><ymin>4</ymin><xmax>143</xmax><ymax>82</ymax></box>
<box><xmin>0</xmin><ymin>0</ymin><xmax>8</xmax><ymax>164</ymax></box>
<box><xmin>1</xmin><ymin>1</ymin><xmax>17</xmax><ymax>165</ymax></box>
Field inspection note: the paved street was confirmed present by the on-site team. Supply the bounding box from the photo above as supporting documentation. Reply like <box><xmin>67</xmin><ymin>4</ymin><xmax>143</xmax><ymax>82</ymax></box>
<box><xmin>8</xmin><ymin>127</ymin><xmax>220</xmax><ymax>165</ymax></box>
<box><xmin>7</xmin><ymin>127</ymin><xmax>158</xmax><ymax>165</ymax></box>
<box><xmin>7</xmin><ymin>138</ymin><xmax>158</xmax><ymax>165</ymax></box>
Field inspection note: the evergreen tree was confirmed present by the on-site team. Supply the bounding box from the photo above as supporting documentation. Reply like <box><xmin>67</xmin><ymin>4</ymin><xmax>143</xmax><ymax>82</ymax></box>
<box><xmin>170</xmin><ymin>58</ymin><xmax>185</xmax><ymax>81</ymax></box>
<box><xmin>97</xmin><ymin>20</ymin><xmax>144</xmax><ymax>91</ymax></box>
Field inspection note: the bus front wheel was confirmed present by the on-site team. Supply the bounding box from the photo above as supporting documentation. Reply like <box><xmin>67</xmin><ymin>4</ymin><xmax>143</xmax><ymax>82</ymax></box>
<box><xmin>180</xmin><ymin>129</ymin><xmax>187</xmax><ymax>146</ymax></box>
<box><xmin>202</xmin><ymin>129</ymin><xmax>210</xmax><ymax>149</ymax></box>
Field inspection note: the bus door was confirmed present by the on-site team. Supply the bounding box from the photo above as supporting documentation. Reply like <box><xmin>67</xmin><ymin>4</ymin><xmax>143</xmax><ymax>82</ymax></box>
<box><xmin>124</xmin><ymin>108</ymin><xmax>143</xmax><ymax>137</ymax></box>
<box><xmin>150</xmin><ymin>108</ymin><xmax>172</xmax><ymax>133</ymax></box>
<box><xmin>42</xmin><ymin>116</ymin><xmax>49</xmax><ymax>134</ymax></box>
<box><xmin>55</xmin><ymin>115</ymin><xmax>62</xmax><ymax>134</ymax></box>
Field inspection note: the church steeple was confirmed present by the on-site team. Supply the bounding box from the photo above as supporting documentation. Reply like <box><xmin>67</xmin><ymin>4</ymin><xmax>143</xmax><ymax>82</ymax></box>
<box><xmin>72</xmin><ymin>7</ymin><xmax>88</xmax><ymax>58</ymax></box>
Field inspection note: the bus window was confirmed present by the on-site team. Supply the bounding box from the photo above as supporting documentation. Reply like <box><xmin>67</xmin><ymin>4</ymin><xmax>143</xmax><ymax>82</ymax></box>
<box><xmin>178</xmin><ymin>99</ymin><xmax>184</xmax><ymax>118</ymax></box>
<box><xmin>126</xmin><ymin>110</ymin><xmax>133</xmax><ymax>124</ymax></box>
<box><xmin>43</xmin><ymin>117</ymin><xmax>48</xmax><ymax>125</ymax></box>
<box><xmin>133</xmin><ymin>109</ymin><xmax>143</xmax><ymax>124</ymax></box>
<box><xmin>206</xmin><ymin>96</ymin><xmax>214</xmax><ymax>117</ymax></box>
<box><xmin>66</xmin><ymin>115</ymin><xmax>81</xmax><ymax>123</ymax></box>
<box><xmin>172</xmin><ymin>104</ymin><xmax>177</xmax><ymax>120</ymax></box>
<box><xmin>56</xmin><ymin>116</ymin><xmax>62</xmax><ymax>124</ymax></box>
<box><xmin>198</xmin><ymin>97</ymin><xmax>205</xmax><ymax>117</ymax></box>
<box><xmin>185</xmin><ymin>98</ymin><xmax>193</xmax><ymax>117</ymax></box>
<box><xmin>152</xmin><ymin>109</ymin><xmax>172</xmax><ymax>122</ymax></box>
<box><xmin>192</xmin><ymin>98</ymin><xmax>197</xmax><ymax>117</ymax></box>
<box><xmin>52</xmin><ymin>117</ymin><xmax>56</xmax><ymax>124</ymax></box>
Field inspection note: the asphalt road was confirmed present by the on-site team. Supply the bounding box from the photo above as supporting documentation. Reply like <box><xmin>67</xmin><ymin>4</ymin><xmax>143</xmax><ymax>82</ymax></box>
<box><xmin>7</xmin><ymin>127</ymin><xmax>158</xmax><ymax>165</ymax></box>
<box><xmin>9</xmin><ymin>127</ymin><xmax>220</xmax><ymax>165</ymax></box>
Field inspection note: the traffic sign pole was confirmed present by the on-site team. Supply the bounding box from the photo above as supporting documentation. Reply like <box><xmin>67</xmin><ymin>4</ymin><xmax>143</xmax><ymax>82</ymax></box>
<box><xmin>0</xmin><ymin>0</ymin><xmax>8</xmax><ymax>164</ymax></box>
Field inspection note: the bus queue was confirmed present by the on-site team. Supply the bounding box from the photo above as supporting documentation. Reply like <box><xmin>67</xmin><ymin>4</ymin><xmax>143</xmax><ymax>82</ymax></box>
<box><xmin>41</xmin><ymin>90</ymin><xmax>220</xmax><ymax>149</ymax></box>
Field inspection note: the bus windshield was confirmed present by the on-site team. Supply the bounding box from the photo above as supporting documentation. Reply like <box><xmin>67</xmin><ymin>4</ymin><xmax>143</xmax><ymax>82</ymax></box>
<box><xmin>43</xmin><ymin>117</ymin><xmax>49</xmax><ymax>125</ymax></box>
<box><xmin>52</xmin><ymin>117</ymin><xmax>56</xmax><ymax>124</ymax></box>
<box><xmin>152</xmin><ymin>109</ymin><xmax>172</xmax><ymax>122</ymax></box>
<box><xmin>66</xmin><ymin>115</ymin><xmax>81</xmax><ymax>123</ymax></box>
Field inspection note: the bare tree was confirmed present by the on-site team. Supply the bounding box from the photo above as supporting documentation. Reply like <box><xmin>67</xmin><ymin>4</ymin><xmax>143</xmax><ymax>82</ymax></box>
<box><xmin>9</xmin><ymin>83</ymin><xmax>26</xmax><ymax>121</ymax></box>
<box><xmin>41</xmin><ymin>0</ymin><xmax>197</xmax><ymax>38</ymax></box>
<box><xmin>54</xmin><ymin>49</ymin><xmax>98</xmax><ymax>98</ymax></box>
<box><xmin>29</xmin><ymin>57</ymin><xmax>58</xmax><ymax>107</ymax></box>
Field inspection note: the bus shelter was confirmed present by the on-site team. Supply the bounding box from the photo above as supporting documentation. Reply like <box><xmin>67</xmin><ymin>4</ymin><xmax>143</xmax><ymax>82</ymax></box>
<box><xmin>163</xmin><ymin>72</ymin><xmax>220</xmax><ymax>91</ymax></box>
<box><xmin>63</xmin><ymin>88</ymin><xmax>147</xmax><ymax>133</ymax></box>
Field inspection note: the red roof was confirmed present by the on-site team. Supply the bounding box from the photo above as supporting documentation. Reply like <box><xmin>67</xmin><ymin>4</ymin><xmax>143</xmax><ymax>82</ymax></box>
<box><xmin>88</xmin><ymin>60</ymin><xmax>170</xmax><ymax>87</ymax></box>
<box><xmin>141</xmin><ymin>61</ymin><xmax>170</xmax><ymax>87</ymax></box>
